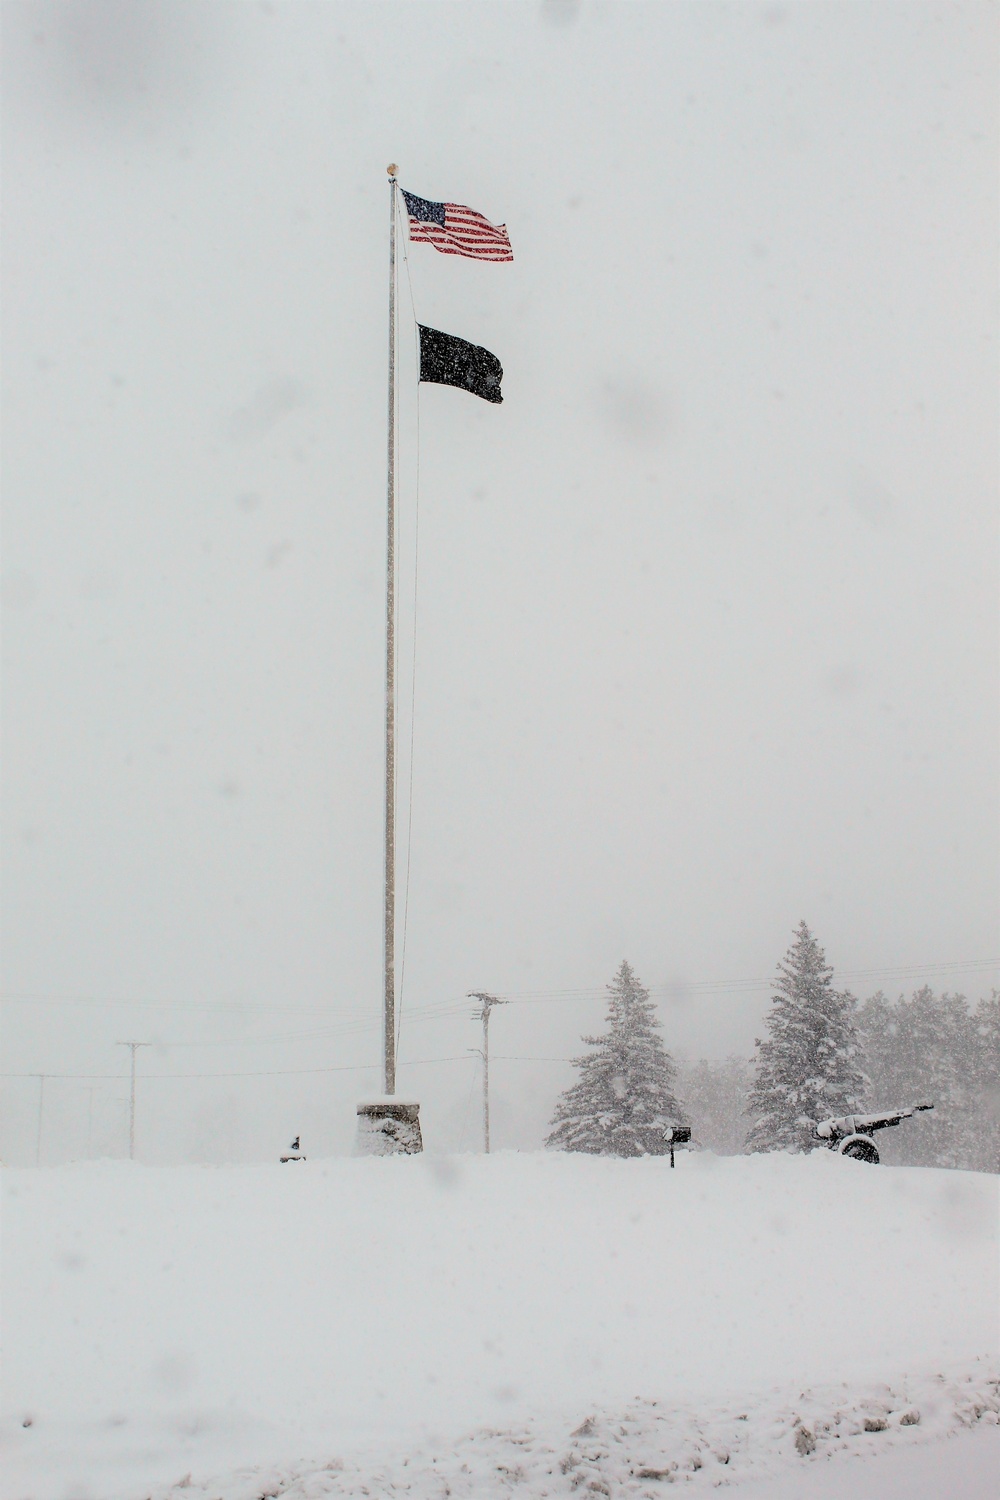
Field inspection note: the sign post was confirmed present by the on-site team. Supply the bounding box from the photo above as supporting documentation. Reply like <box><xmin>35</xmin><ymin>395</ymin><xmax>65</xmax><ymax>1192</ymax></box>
<box><xmin>663</xmin><ymin>1124</ymin><xmax>691</xmax><ymax>1169</ymax></box>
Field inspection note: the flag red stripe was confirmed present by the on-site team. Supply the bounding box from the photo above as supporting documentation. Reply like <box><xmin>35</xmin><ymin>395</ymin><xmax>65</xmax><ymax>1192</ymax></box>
<box><xmin>405</xmin><ymin>199</ymin><xmax>513</xmax><ymax>262</ymax></box>
<box><xmin>410</xmin><ymin>245</ymin><xmax>512</xmax><ymax>261</ymax></box>
<box><xmin>409</xmin><ymin>239</ymin><xmax>512</xmax><ymax>261</ymax></box>
<box><xmin>409</xmin><ymin>237</ymin><xmax>512</xmax><ymax>258</ymax></box>
<box><xmin>410</xmin><ymin>241</ymin><xmax>510</xmax><ymax>253</ymax></box>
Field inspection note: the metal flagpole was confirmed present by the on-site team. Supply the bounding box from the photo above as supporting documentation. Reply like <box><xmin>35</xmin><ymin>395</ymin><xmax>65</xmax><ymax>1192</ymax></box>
<box><xmin>355</xmin><ymin>167</ymin><xmax>422</xmax><ymax>1154</ymax></box>
<box><xmin>384</xmin><ymin>163</ymin><xmax>398</xmax><ymax>1098</ymax></box>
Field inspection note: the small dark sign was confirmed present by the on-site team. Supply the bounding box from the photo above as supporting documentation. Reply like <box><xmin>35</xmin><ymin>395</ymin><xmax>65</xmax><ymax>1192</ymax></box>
<box><xmin>662</xmin><ymin>1124</ymin><xmax>692</xmax><ymax>1167</ymax></box>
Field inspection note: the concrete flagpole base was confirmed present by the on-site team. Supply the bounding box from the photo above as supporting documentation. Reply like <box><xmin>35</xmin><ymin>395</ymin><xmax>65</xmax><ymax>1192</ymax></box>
<box><xmin>354</xmin><ymin>1099</ymin><xmax>423</xmax><ymax>1156</ymax></box>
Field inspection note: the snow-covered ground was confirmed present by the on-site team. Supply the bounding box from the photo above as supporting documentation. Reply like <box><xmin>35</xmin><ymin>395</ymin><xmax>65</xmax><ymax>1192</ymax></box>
<box><xmin>2</xmin><ymin>1150</ymin><xmax>997</xmax><ymax>1499</ymax></box>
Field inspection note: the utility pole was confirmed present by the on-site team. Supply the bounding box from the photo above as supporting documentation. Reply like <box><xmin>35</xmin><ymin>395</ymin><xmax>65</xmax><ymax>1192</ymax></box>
<box><xmin>116</xmin><ymin>1042</ymin><xmax>151</xmax><ymax>1160</ymax></box>
<box><xmin>469</xmin><ymin>993</ymin><xmax>506</xmax><ymax>1153</ymax></box>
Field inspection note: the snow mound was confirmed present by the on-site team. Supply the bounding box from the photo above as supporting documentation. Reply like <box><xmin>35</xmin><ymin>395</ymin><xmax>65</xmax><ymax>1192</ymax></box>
<box><xmin>134</xmin><ymin>1364</ymin><xmax>1000</xmax><ymax>1499</ymax></box>
<box><xmin>2</xmin><ymin>1149</ymin><xmax>996</xmax><ymax>1499</ymax></box>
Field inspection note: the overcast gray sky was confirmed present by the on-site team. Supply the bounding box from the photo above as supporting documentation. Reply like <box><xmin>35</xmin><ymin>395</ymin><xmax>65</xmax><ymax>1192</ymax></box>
<box><xmin>2</xmin><ymin>0</ymin><xmax>997</xmax><ymax>1163</ymax></box>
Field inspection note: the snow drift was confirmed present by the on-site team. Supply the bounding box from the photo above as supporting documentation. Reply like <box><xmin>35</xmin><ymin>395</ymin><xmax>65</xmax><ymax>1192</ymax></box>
<box><xmin>2</xmin><ymin>1149</ymin><xmax>997</xmax><ymax>1498</ymax></box>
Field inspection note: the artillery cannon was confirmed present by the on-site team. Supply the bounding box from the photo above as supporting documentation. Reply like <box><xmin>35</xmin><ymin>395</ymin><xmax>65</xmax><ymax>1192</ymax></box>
<box><xmin>814</xmin><ymin>1103</ymin><xmax>934</xmax><ymax>1163</ymax></box>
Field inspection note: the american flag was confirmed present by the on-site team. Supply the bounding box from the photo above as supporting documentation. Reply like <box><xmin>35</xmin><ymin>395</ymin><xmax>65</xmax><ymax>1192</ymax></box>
<box><xmin>401</xmin><ymin>189</ymin><xmax>513</xmax><ymax>262</ymax></box>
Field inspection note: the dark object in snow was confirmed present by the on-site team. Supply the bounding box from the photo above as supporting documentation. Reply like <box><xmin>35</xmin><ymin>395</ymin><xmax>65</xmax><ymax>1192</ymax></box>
<box><xmin>794</xmin><ymin>1424</ymin><xmax>816</xmax><ymax>1456</ymax></box>
<box><xmin>281</xmin><ymin>1136</ymin><xmax>306</xmax><ymax>1163</ymax></box>
<box><xmin>355</xmin><ymin>1099</ymin><xmax>423</xmax><ymax>1157</ymax></box>
<box><xmin>814</xmin><ymin>1103</ymin><xmax>934</xmax><ymax>1164</ymax></box>
<box><xmin>662</xmin><ymin>1123</ymin><xmax>692</xmax><ymax>1168</ymax></box>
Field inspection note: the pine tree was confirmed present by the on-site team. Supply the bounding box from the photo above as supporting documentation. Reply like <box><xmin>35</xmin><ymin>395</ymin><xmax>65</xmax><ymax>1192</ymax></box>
<box><xmin>859</xmin><ymin>986</ymin><xmax>996</xmax><ymax>1171</ymax></box>
<box><xmin>857</xmin><ymin>987</ymin><xmax>959</xmax><ymax>1167</ymax></box>
<box><xmin>746</xmin><ymin>922</ymin><xmax>865</xmax><ymax>1154</ymax></box>
<box><xmin>546</xmin><ymin>960</ymin><xmax>687</xmax><ymax>1156</ymax></box>
<box><xmin>856</xmin><ymin>990</ymin><xmax>896</xmax><ymax>1106</ymax></box>
<box><xmin>968</xmin><ymin>993</ymin><xmax>1000</xmax><ymax>1174</ymax></box>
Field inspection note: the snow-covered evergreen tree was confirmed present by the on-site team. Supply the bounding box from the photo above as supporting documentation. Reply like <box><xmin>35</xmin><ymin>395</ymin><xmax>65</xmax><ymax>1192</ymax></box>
<box><xmin>969</xmin><ymin>993</ymin><xmax>1000</xmax><ymax>1174</ymax></box>
<box><xmin>746</xmin><ymin>922</ymin><xmax>865</xmax><ymax>1154</ymax></box>
<box><xmin>857</xmin><ymin>986</ymin><xmax>962</xmax><ymax>1165</ymax></box>
<box><xmin>546</xmin><ymin>961</ymin><xmax>687</xmax><ymax>1156</ymax></box>
<box><xmin>858</xmin><ymin>986</ymin><xmax>996</xmax><ymax>1171</ymax></box>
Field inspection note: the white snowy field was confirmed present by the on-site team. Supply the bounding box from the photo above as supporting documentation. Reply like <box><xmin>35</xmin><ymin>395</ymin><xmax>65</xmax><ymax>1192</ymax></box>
<box><xmin>1</xmin><ymin>1150</ymin><xmax>997</xmax><ymax>1500</ymax></box>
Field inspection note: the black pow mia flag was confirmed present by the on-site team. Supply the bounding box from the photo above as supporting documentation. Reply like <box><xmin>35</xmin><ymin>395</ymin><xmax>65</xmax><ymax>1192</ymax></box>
<box><xmin>418</xmin><ymin>325</ymin><xmax>503</xmax><ymax>404</ymax></box>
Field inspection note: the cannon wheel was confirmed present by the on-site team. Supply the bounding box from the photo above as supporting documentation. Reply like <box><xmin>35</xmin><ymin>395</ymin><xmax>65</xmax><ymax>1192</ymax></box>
<box><xmin>839</xmin><ymin>1134</ymin><xmax>879</xmax><ymax>1164</ymax></box>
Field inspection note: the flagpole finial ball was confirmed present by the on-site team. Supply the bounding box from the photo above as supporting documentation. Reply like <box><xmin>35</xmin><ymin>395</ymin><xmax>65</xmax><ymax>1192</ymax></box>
<box><xmin>387</xmin><ymin>163</ymin><xmax>398</xmax><ymax>177</ymax></box>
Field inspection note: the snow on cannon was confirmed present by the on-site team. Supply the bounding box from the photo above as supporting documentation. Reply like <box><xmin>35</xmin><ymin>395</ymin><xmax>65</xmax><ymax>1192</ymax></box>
<box><xmin>814</xmin><ymin>1103</ymin><xmax>934</xmax><ymax>1163</ymax></box>
<box><xmin>662</xmin><ymin>1124</ymin><xmax>692</xmax><ymax>1168</ymax></box>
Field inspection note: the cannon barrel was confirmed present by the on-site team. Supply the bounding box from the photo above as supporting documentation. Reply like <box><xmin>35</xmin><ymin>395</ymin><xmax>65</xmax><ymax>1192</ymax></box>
<box><xmin>815</xmin><ymin>1103</ymin><xmax>934</xmax><ymax>1141</ymax></box>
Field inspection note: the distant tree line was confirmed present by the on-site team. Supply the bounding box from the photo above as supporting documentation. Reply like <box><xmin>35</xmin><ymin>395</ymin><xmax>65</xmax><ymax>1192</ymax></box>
<box><xmin>546</xmin><ymin>926</ymin><xmax>998</xmax><ymax>1174</ymax></box>
<box><xmin>856</xmin><ymin>986</ymin><xmax>999</xmax><ymax>1172</ymax></box>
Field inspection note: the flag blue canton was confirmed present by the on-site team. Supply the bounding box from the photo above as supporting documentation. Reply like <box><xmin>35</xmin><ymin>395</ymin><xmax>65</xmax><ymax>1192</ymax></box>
<box><xmin>401</xmin><ymin>191</ymin><xmax>446</xmax><ymax>226</ymax></box>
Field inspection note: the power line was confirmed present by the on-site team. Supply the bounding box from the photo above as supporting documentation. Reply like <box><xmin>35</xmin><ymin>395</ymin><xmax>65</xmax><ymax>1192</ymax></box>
<box><xmin>150</xmin><ymin>1003</ymin><xmax>474</xmax><ymax>1050</ymax></box>
<box><xmin>0</xmin><ymin>1054</ymin><xmax>572</xmax><ymax>1084</ymax></box>
<box><xmin>3</xmin><ymin>962</ymin><xmax>993</xmax><ymax>1080</ymax></box>
<box><xmin>2</xmin><ymin>957</ymin><xmax>994</xmax><ymax>1014</ymax></box>
<box><xmin>493</xmin><ymin>1055</ymin><xmax>572</xmax><ymax>1063</ymax></box>
<box><xmin>0</xmin><ymin>1055</ymin><xmax>476</xmax><ymax>1082</ymax></box>
<box><xmin>0</xmin><ymin>998</ymin><xmax>473</xmax><ymax>1056</ymax></box>
<box><xmin>499</xmin><ymin>959</ymin><xmax>1000</xmax><ymax>1002</ymax></box>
